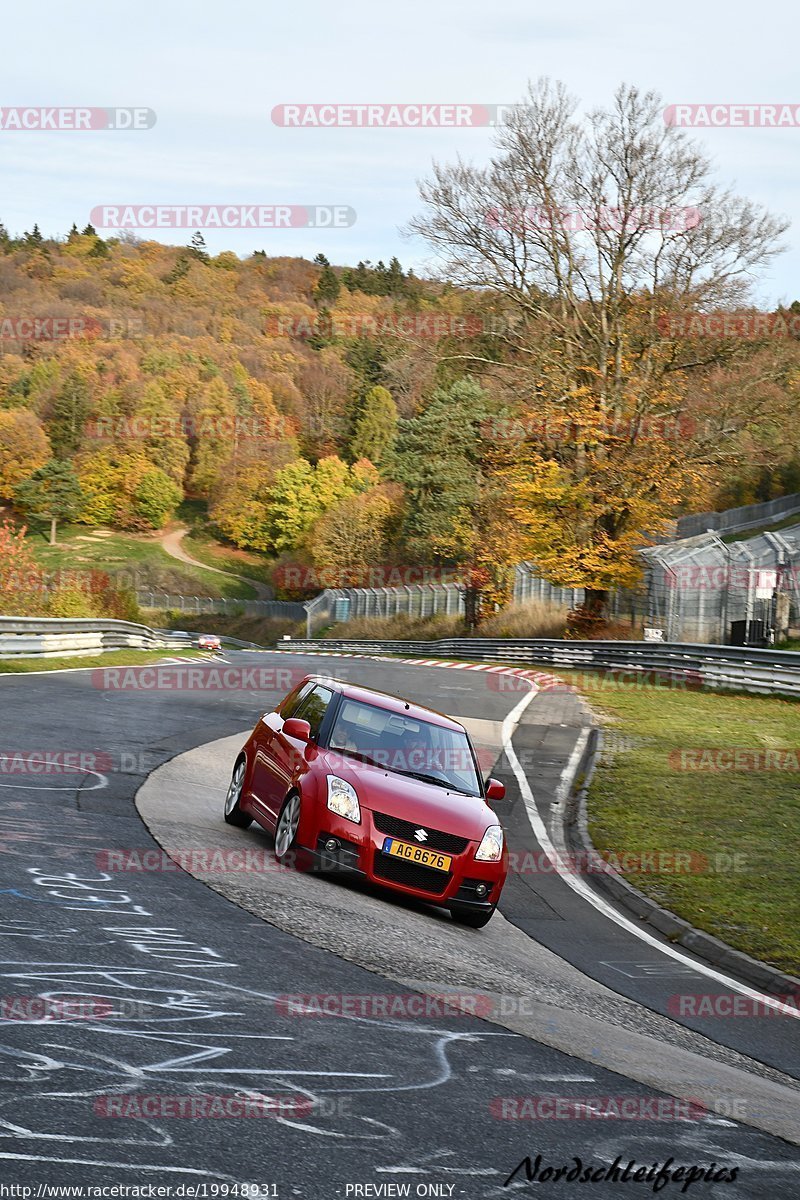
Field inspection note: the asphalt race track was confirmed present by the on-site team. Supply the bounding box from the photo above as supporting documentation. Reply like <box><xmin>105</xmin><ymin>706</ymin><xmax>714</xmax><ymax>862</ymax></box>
<box><xmin>0</xmin><ymin>649</ymin><xmax>798</xmax><ymax>1198</ymax></box>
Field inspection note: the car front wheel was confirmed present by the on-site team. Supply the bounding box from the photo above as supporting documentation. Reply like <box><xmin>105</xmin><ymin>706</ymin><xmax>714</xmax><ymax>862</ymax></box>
<box><xmin>274</xmin><ymin>791</ymin><xmax>302</xmax><ymax>861</ymax></box>
<box><xmin>223</xmin><ymin>758</ymin><xmax>252</xmax><ymax>828</ymax></box>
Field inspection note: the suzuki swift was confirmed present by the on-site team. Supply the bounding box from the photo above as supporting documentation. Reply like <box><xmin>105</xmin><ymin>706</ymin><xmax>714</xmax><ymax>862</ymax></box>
<box><xmin>223</xmin><ymin>674</ymin><xmax>508</xmax><ymax>928</ymax></box>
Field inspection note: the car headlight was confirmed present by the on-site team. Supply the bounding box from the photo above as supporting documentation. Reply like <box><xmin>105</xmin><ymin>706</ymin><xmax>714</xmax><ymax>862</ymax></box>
<box><xmin>475</xmin><ymin>825</ymin><xmax>504</xmax><ymax>861</ymax></box>
<box><xmin>326</xmin><ymin>775</ymin><xmax>361</xmax><ymax>824</ymax></box>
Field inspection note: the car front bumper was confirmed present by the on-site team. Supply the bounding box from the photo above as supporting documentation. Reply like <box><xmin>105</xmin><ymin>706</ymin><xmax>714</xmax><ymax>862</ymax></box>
<box><xmin>305</xmin><ymin>807</ymin><xmax>506</xmax><ymax>913</ymax></box>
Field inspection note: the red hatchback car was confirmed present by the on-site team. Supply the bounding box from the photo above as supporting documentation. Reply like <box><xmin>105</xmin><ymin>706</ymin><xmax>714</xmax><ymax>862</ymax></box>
<box><xmin>224</xmin><ymin>674</ymin><xmax>508</xmax><ymax>928</ymax></box>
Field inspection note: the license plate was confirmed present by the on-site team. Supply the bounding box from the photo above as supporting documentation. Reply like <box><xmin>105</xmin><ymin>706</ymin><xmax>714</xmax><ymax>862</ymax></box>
<box><xmin>382</xmin><ymin>837</ymin><xmax>451</xmax><ymax>872</ymax></box>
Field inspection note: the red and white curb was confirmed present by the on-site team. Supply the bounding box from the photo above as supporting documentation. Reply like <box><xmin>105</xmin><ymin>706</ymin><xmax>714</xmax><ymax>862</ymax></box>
<box><xmin>268</xmin><ymin>647</ymin><xmax>572</xmax><ymax>693</ymax></box>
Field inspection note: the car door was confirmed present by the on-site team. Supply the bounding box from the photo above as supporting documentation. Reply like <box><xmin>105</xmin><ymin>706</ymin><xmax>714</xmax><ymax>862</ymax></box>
<box><xmin>249</xmin><ymin>681</ymin><xmax>313</xmax><ymax>822</ymax></box>
<box><xmin>260</xmin><ymin>684</ymin><xmax>334</xmax><ymax>825</ymax></box>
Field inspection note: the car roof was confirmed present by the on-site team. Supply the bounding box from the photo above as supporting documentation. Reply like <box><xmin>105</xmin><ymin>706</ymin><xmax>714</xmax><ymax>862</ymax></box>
<box><xmin>305</xmin><ymin>674</ymin><xmax>465</xmax><ymax>733</ymax></box>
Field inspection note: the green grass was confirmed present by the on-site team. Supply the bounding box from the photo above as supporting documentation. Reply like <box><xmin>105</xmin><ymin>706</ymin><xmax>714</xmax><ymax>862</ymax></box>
<box><xmin>0</xmin><ymin>648</ymin><xmax>205</xmax><ymax>673</ymax></box>
<box><xmin>177</xmin><ymin>501</ymin><xmax>273</xmax><ymax>586</ymax></box>
<box><xmin>378</xmin><ymin>647</ymin><xmax>800</xmax><ymax>975</ymax></box>
<box><xmin>545</xmin><ymin>668</ymin><xmax>800</xmax><ymax>976</ymax></box>
<box><xmin>23</xmin><ymin>521</ymin><xmax>257</xmax><ymax>600</ymax></box>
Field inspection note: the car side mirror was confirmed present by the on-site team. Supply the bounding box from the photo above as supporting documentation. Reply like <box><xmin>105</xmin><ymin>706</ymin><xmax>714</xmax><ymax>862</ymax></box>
<box><xmin>485</xmin><ymin>778</ymin><xmax>505</xmax><ymax>801</ymax></box>
<box><xmin>283</xmin><ymin>717</ymin><xmax>311</xmax><ymax>742</ymax></box>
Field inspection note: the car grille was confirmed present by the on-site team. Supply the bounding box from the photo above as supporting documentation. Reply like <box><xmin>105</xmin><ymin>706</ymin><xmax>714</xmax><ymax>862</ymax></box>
<box><xmin>371</xmin><ymin>811</ymin><xmax>469</xmax><ymax>855</ymax></box>
<box><xmin>373</xmin><ymin>851</ymin><xmax>452</xmax><ymax>896</ymax></box>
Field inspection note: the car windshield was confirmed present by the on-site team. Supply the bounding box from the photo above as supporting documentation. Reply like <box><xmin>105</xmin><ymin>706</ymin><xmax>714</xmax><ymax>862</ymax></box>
<box><xmin>327</xmin><ymin>698</ymin><xmax>482</xmax><ymax>797</ymax></box>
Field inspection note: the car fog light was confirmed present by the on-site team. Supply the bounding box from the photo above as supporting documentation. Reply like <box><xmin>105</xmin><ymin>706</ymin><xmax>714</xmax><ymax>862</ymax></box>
<box><xmin>475</xmin><ymin>883</ymin><xmax>488</xmax><ymax>898</ymax></box>
<box><xmin>324</xmin><ymin>838</ymin><xmax>339</xmax><ymax>853</ymax></box>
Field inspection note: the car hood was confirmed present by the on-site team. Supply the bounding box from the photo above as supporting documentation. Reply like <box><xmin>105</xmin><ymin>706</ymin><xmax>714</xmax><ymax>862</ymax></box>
<box><xmin>318</xmin><ymin>750</ymin><xmax>497</xmax><ymax>838</ymax></box>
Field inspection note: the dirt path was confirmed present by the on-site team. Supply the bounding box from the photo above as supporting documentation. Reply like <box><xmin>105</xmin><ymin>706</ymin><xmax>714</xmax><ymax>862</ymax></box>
<box><xmin>159</xmin><ymin>526</ymin><xmax>273</xmax><ymax>600</ymax></box>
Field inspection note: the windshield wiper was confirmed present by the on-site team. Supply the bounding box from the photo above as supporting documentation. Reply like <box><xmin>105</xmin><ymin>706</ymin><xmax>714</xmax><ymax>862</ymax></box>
<box><xmin>395</xmin><ymin>768</ymin><xmax>462</xmax><ymax>791</ymax></box>
<box><xmin>332</xmin><ymin>748</ymin><xmax>384</xmax><ymax>769</ymax></box>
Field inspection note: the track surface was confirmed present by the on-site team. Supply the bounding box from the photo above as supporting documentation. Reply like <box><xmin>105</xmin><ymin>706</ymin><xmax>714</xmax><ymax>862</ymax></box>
<box><xmin>0</xmin><ymin>650</ymin><xmax>798</xmax><ymax>1197</ymax></box>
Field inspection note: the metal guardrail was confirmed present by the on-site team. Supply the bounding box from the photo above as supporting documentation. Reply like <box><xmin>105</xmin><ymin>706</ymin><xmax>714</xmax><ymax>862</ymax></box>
<box><xmin>280</xmin><ymin>637</ymin><xmax>800</xmax><ymax>698</ymax></box>
<box><xmin>0</xmin><ymin>616</ymin><xmax>194</xmax><ymax>658</ymax></box>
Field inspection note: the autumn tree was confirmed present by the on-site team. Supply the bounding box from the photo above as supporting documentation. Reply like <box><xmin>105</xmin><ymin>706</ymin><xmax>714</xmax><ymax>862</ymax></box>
<box><xmin>209</xmin><ymin>437</ymin><xmax>297</xmax><ymax>550</ymax></box>
<box><xmin>133</xmin><ymin>469</ymin><xmax>182</xmax><ymax>528</ymax></box>
<box><xmin>296</xmin><ymin>351</ymin><xmax>355</xmax><ymax>458</ymax></box>
<box><xmin>262</xmin><ymin>455</ymin><xmax>376</xmax><ymax>555</ymax></box>
<box><xmin>409</xmin><ymin>80</ymin><xmax>789</xmax><ymax>614</ymax></box>
<box><xmin>14</xmin><ymin>460</ymin><xmax>84</xmax><ymax>544</ymax></box>
<box><xmin>311</xmin><ymin>485</ymin><xmax>400</xmax><ymax>585</ymax></box>
<box><xmin>187</xmin><ymin>375</ymin><xmax>236</xmax><ymax>496</ymax></box>
<box><xmin>77</xmin><ymin>448</ymin><xmax>180</xmax><ymax>530</ymax></box>
<box><xmin>0</xmin><ymin>410</ymin><xmax>51</xmax><ymax>497</ymax></box>
<box><xmin>0</xmin><ymin>520</ymin><xmax>47</xmax><ymax>616</ymax></box>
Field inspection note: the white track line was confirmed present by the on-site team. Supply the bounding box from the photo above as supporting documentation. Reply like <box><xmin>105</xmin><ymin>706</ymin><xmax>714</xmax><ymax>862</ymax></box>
<box><xmin>502</xmin><ymin>685</ymin><xmax>800</xmax><ymax>1020</ymax></box>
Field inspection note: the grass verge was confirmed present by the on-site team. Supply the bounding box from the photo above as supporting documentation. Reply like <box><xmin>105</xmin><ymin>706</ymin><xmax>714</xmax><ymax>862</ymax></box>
<box><xmin>22</xmin><ymin>521</ymin><xmax>257</xmax><ymax>600</ymax></box>
<box><xmin>0</xmin><ymin>648</ymin><xmax>205</xmax><ymax>673</ymax></box>
<box><xmin>546</xmin><ymin>668</ymin><xmax>800</xmax><ymax>976</ymax></box>
<box><xmin>177</xmin><ymin>500</ymin><xmax>273</xmax><ymax>586</ymax></box>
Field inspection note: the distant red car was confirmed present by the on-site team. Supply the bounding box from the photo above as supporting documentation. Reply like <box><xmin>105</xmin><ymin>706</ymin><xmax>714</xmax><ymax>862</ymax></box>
<box><xmin>224</xmin><ymin>675</ymin><xmax>508</xmax><ymax>928</ymax></box>
<box><xmin>198</xmin><ymin>634</ymin><xmax>222</xmax><ymax>651</ymax></box>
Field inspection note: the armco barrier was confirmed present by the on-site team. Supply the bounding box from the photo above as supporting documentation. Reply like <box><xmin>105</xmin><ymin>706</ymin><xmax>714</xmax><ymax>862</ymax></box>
<box><xmin>0</xmin><ymin>616</ymin><xmax>193</xmax><ymax>659</ymax></box>
<box><xmin>280</xmin><ymin>637</ymin><xmax>800</xmax><ymax>698</ymax></box>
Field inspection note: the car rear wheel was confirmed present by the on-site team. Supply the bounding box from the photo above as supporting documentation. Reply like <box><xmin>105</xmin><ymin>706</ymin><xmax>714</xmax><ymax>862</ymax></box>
<box><xmin>223</xmin><ymin>758</ymin><xmax>252</xmax><ymax>828</ymax></box>
<box><xmin>274</xmin><ymin>791</ymin><xmax>302</xmax><ymax>861</ymax></box>
<box><xmin>450</xmin><ymin>905</ymin><xmax>496</xmax><ymax>929</ymax></box>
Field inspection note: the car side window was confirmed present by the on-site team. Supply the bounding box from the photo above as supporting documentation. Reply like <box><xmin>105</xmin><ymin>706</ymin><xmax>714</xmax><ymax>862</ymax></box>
<box><xmin>293</xmin><ymin>685</ymin><xmax>333</xmax><ymax>741</ymax></box>
<box><xmin>280</xmin><ymin>681</ymin><xmax>313</xmax><ymax>719</ymax></box>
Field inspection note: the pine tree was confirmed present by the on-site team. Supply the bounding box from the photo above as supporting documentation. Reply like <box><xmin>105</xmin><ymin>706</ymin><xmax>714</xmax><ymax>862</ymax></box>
<box><xmin>314</xmin><ymin>261</ymin><xmax>340</xmax><ymax>305</ymax></box>
<box><xmin>48</xmin><ymin>374</ymin><xmax>91</xmax><ymax>458</ymax></box>
<box><xmin>189</xmin><ymin>231</ymin><xmax>209</xmax><ymax>262</ymax></box>
<box><xmin>14</xmin><ymin>460</ymin><xmax>84</xmax><ymax>545</ymax></box>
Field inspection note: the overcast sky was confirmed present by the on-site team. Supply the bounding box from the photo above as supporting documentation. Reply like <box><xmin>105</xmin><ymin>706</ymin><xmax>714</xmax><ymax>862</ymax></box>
<box><xmin>3</xmin><ymin>0</ymin><xmax>798</xmax><ymax>305</ymax></box>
